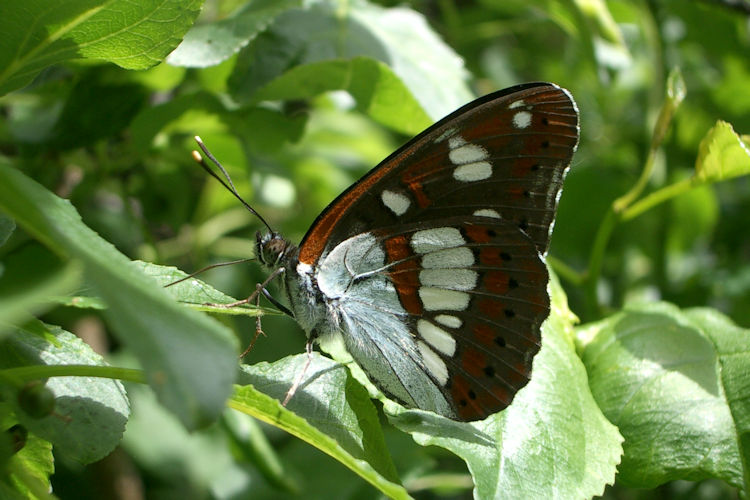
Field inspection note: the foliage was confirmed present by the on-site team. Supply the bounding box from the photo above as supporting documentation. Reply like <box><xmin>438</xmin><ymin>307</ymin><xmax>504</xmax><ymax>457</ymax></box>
<box><xmin>1</xmin><ymin>0</ymin><xmax>749</xmax><ymax>498</ymax></box>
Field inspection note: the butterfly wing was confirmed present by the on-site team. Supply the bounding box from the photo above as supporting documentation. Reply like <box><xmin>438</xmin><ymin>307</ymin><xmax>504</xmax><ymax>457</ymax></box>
<box><xmin>298</xmin><ymin>82</ymin><xmax>579</xmax><ymax>421</ymax></box>
<box><xmin>299</xmin><ymin>82</ymin><xmax>579</xmax><ymax>264</ymax></box>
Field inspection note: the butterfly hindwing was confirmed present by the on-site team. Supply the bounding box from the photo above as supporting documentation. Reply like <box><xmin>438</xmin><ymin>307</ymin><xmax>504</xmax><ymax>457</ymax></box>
<box><xmin>375</xmin><ymin>217</ymin><xmax>549</xmax><ymax>419</ymax></box>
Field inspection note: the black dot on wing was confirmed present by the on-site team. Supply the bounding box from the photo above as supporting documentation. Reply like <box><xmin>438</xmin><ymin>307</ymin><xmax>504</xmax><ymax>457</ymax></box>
<box><xmin>518</xmin><ymin>218</ymin><xmax>528</xmax><ymax>231</ymax></box>
<box><xmin>523</xmin><ymin>190</ymin><xmax>531</xmax><ymax>198</ymax></box>
<box><xmin>500</xmin><ymin>251</ymin><xmax>511</xmax><ymax>261</ymax></box>
<box><xmin>509</xmin><ymin>277</ymin><xmax>519</xmax><ymax>289</ymax></box>
<box><xmin>484</xmin><ymin>365</ymin><xmax>495</xmax><ymax>377</ymax></box>
<box><xmin>487</xmin><ymin>229</ymin><xmax>497</xmax><ymax>238</ymax></box>
<box><xmin>541</xmin><ymin>116</ymin><xmax>549</xmax><ymax>126</ymax></box>
<box><xmin>459</xmin><ymin>399</ymin><xmax>468</xmax><ymax>407</ymax></box>
<box><xmin>468</xmin><ymin>389</ymin><xmax>477</xmax><ymax>400</ymax></box>
<box><xmin>504</xmin><ymin>308</ymin><xmax>516</xmax><ymax>318</ymax></box>
<box><xmin>495</xmin><ymin>336</ymin><xmax>506</xmax><ymax>347</ymax></box>
<box><xmin>541</xmin><ymin>140</ymin><xmax>550</xmax><ymax>148</ymax></box>
<box><xmin>531</xmin><ymin>164</ymin><xmax>540</xmax><ymax>171</ymax></box>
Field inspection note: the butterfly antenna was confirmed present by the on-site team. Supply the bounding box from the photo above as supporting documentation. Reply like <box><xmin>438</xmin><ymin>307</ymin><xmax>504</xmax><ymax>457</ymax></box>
<box><xmin>192</xmin><ymin>136</ymin><xmax>275</xmax><ymax>234</ymax></box>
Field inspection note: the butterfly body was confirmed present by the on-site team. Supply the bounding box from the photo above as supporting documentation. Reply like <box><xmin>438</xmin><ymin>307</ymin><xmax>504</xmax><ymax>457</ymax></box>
<box><xmin>255</xmin><ymin>82</ymin><xmax>579</xmax><ymax>421</ymax></box>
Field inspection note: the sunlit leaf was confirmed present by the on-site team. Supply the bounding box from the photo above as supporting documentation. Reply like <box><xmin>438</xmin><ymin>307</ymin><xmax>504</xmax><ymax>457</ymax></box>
<box><xmin>694</xmin><ymin>120</ymin><xmax>750</xmax><ymax>184</ymax></box>
<box><xmin>0</xmin><ymin>0</ymin><xmax>202</xmax><ymax>96</ymax></box>
<box><xmin>233</xmin><ymin>355</ymin><xmax>407</xmax><ymax>499</ymax></box>
<box><xmin>384</xmin><ymin>273</ymin><xmax>622</xmax><ymax>499</ymax></box>
<box><xmin>168</xmin><ymin>0</ymin><xmax>301</xmax><ymax>67</ymax></box>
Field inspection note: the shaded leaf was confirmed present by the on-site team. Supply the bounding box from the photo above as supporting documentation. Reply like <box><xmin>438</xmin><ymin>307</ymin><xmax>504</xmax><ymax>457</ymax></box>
<box><xmin>0</xmin><ymin>244</ymin><xmax>83</xmax><ymax>339</ymax></box>
<box><xmin>221</xmin><ymin>409</ymin><xmax>299</xmax><ymax>493</ymax></box>
<box><xmin>0</xmin><ymin>160</ymin><xmax>238</xmax><ymax>430</ymax></box>
<box><xmin>0</xmin><ymin>322</ymin><xmax>129</xmax><ymax>464</ymax></box>
<box><xmin>0</xmin><ymin>213</ymin><xmax>14</xmax><ymax>247</ymax></box>
<box><xmin>578</xmin><ymin>301</ymin><xmax>748</xmax><ymax>491</ymax></box>
<box><xmin>229</xmin><ymin>0</ymin><xmax>471</xmax><ymax>130</ymax></box>
<box><xmin>251</xmin><ymin>57</ymin><xmax>433</xmax><ymax>136</ymax></box>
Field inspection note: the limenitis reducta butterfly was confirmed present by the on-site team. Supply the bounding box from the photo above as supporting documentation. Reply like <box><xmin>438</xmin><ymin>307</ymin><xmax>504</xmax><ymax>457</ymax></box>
<box><xmin>198</xmin><ymin>82</ymin><xmax>579</xmax><ymax>421</ymax></box>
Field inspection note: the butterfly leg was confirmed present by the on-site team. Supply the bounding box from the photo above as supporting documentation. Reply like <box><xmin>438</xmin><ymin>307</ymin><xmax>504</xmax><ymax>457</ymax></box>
<box><xmin>282</xmin><ymin>338</ymin><xmax>315</xmax><ymax>407</ymax></box>
<box><xmin>238</xmin><ymin>282</ymin><xmax>296</xmax><ymax>359</ymax></box>
<box><xmin>207</xmin><ymin>267</ymin><xmax>286</xmax><ymax>309</ymax></box>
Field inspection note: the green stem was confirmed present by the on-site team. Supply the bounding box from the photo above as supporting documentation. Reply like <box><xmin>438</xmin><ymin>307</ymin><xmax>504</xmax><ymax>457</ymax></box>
<box><xmin>614</xmin><ymin>140</ymin><xmax>659</xmax><ymax>213</ymax></box>
<box><xmin>584</xmin><ymin>68</ymin><xmax>685</xmax><ymax>316</ymax></box>
<box><xmin>584</xmin><ymin>207</ymin><xmax>620</xmax><ymax>316</ymax></box>
<box><xmin>621</xmin><ymin>177</ymin><xmax>694</xmax><ymax>221</ymax></box>
<box><xmin>0</xmin><ymin>365</ymin><xmax>146</xmax><ymax>385</ymax></box>
<box><xmin>547</xmin><ymin>255</ymin><xmax>584</xmax><ymax>286</ymax></box>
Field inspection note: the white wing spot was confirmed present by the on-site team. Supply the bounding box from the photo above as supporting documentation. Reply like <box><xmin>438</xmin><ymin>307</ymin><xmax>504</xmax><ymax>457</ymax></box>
<box><xmin>422</xmin><ymin>247</ymin><xmax>474</xmax><ymax>269</ymax></box>
<box><xmin>420</xmin><ymin>269</ymin><xmax>477</xmax><ymax>291</ymax></box>
<box><xmin>513</xmin><ymin>111</ymin><xmax>532</xmax><ymax>129</ymax></box>
<box><xmin>453</xmin><ymin>161</ymin><xmax>492</xmax><ymax>182</ymax></box>
<box><xmin>417</xmin><ymin>319</ymin><xmax>456</xmax><ymax>357</ymax></box>
<box><xmin>419</xmin><ymin>287</ymin><xmax>470</xmax><ymax>311</ymax></box>
<box><xmin>449</xmin><ymin>143</ymin><xmax>488</xmax><ymax>165</ymax></box>
<box><xmin>473</xmin><ymin>208</ymin><xmax>501</xmax><ymax>218</ymax></box>
<box><xmin>509</xmin><ymin>99</ymin><xmax>525</xmax><ymax>109</ymax></box>
<box><xmin>435</xmin><ymin>314</ymin><xmax>462</xmax><ymax>329</ymax></box>
<box><xmin>448</xmin><ymin>135</ymin><xmax>467</xmax><ymax>149</ymax></box>
<box><xmin>418</xmin><ymin>340</ymin><xmax>449</xmax><ymax>385</ymax></box>
<box><xmin>381</xmin><ymin>190</ymin><xmax>410</xmax><ymax>216</ymax></box>
<box><xmin>411</xmin><ymin>228</ymin><xmax>465</xmax><ymax>254</ymax></box>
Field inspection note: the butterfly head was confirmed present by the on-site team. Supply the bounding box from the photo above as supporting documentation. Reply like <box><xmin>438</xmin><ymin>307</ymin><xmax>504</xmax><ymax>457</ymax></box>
<box><xmin>256</xmin><ymin>231</ymin><xmax>295</xmax><ymax>269</ymax></box>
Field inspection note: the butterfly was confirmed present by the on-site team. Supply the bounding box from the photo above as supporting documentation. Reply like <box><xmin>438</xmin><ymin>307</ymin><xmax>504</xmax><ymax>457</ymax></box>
<box><xmin>197</xmin><ymin>82</ymin><xmax>579</xmax><ymax>421</ymax></box>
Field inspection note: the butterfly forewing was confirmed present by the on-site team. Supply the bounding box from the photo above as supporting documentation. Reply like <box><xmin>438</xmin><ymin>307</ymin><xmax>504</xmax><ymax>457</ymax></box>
<box><xmin>288</xmin><ymin>82</ymin><xmax>579</xmax><ymax>421</ymax></box>
<box><xmin>298</xmin><ymin>83</ymin><xmax>579</xmax><ymax>264</ymax></box>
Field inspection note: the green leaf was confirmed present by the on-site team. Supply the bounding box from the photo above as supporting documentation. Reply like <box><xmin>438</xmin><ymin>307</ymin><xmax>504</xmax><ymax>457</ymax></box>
<box><xmin>0</xmin><ymin>0</ymin><xmax>202</xmax><ymax>96</ymax></box>
<box><xmin>134</xmin><ymin>260</ymin><xmax>276</xmax><ymax>317</ymax></box>
<box><xmin>0</xmin><ymin>213</ymin><xmax>14</xmax><ymax>247</ymax></box>
<box><xmin>167</xmin><ymin>0</ymin><xmax>302</xmax><ymax>67</ymax></box>
<box><xmin>129</xmin><ymin>91</ymin><xmax>306</xmax><ymax>153</ymax></box>
<box><xmin>252</xmin><ymin>57</ymin><xmax>433</xmax><ymax>136</ymax></box>
<box><xmin>1</xmin><ymin>432</ymin><xmax>54</xmax><ymax>500</ymax></box>
<box><xmin>577</xmin><ymin>301</ymin><xmax>749</xmax><ymax>491</ymax></box>
<box><xmin>0</xmin><ymin>321</ymin><xmax>129</xmax><ymax>464</ymax></box>
<box><xmin>0</xmin><ymin>160</ymin><xmax>238</xmax><ymax>430</ymax></box>
<box><xmin>694</xmin><ymin>120</ymin><xmax>750</xmax><ymax>184</ymax></box>
<box><xmin>0</xmin><ymin>244</ymin><xmax>83</xmax><ymax>339</ymax></box>
<box><xmin>234</xmin><ymin>354</ymin><xmax>408</xmax><ymax>499</ymax></box>
<box><xmin>229</xmin><ymin>0</ymin><xmax>472</xmax><ymax>132</ymax></box>
<box><xmin>385</xmin><ymin>272</ymin><xmax>622</xmax><ymax>498</ymax></box>
<box><xmin>221</xmin><ymin>409</ymin><xmax>299</xmax><ymax>493</ymax></box>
